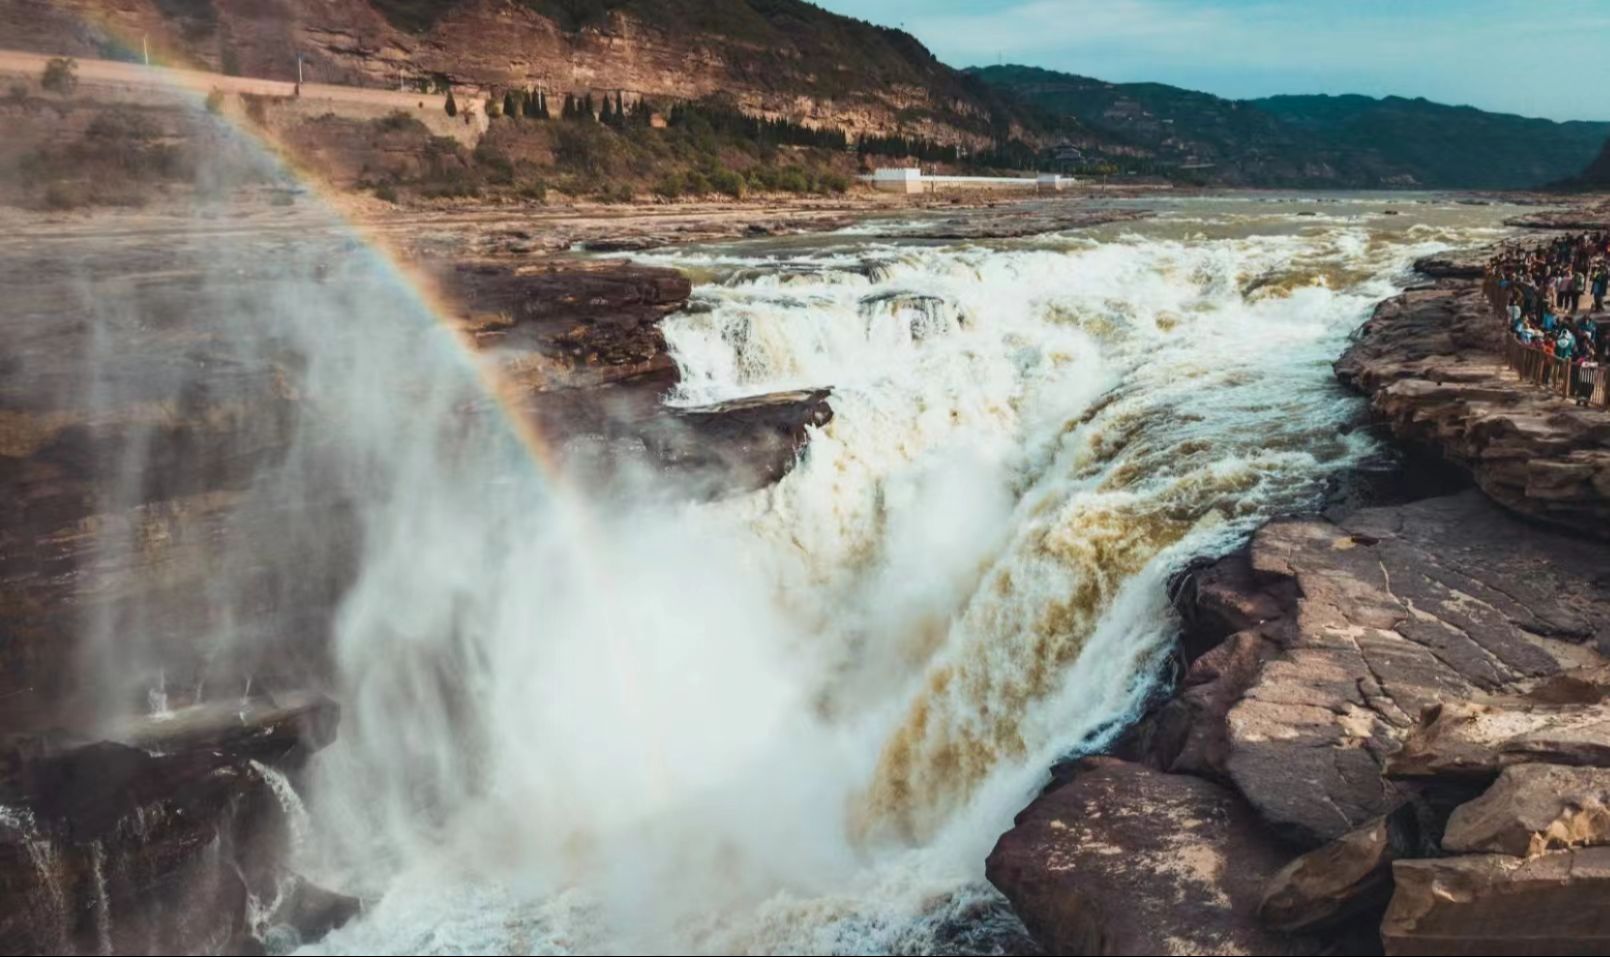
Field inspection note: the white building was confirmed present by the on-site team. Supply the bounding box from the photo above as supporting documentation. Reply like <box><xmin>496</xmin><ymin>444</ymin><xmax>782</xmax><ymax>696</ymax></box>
<box><xmin>867</xmin><ymin>167</ymin><xmax>1076</xmax><ymax>194</ymax></box>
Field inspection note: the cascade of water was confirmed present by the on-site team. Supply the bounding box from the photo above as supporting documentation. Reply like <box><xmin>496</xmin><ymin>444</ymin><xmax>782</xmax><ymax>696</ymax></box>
<box><xmin>25</xmin><ymin>835</ymin><xmax>71</xmax><ymax>954</ymax></box>
<box><xmin>252</xmin><ymin>761</ymin><xmax>312</xmax><ymax>858</ymax></box>
<box><xmin>90</xmin><ymin>840</ymin><xmax>113</xmax><ymax>956</ymax></box>
<box><xmin>286</xmin><ymin>200</ymin><xmax>1519</xmax><ymax>954</ymax></box>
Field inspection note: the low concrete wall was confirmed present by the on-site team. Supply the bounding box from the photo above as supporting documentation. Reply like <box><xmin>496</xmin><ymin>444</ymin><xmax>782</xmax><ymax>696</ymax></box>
<box><xmin>863</xmin><ymin>172</ymin><xmax>1075</xmax><ymax>194</ymax></box>
<box><xmin>0</xmin><ymin>50</ymin><xmax>484</xmax><ymax>146</ymax></box>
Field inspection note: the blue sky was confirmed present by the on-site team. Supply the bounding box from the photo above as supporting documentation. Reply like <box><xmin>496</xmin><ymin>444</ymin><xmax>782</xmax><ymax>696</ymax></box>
<box><xmin>812</xmin><ymin>0</ymin><xmax>1610</xmax><ymax>122</ymax></box>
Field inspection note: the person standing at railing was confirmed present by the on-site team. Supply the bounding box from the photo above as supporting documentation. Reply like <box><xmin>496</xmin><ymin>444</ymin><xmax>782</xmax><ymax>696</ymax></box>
<box><xmin>1557</xmin><ymin>325</ymin><xmax>1578</xmax><ymax>362</ymax></box>
<box><xmin>1593</xmin><ymin>265</ymin><xmax>1609</xmax><ymax>314</ymax></box>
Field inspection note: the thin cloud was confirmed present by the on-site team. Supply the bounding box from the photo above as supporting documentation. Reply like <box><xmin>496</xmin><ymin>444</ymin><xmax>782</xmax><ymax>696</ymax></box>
<box><xmin>815</xmin><ymin>0</ymin><xmax>1610</xmax><ymax>121</ymax></box>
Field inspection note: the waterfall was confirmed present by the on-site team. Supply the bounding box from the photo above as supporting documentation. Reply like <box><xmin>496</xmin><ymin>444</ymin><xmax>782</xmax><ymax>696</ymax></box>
<box><xmin>252</xmin><ymin>761</ymin><xmax>312</xmax><ymax>858</ymax></box>
<box><xmin>292</xmin><ymin>198</ymin><xmax>1518</xmax><ymax>954</ymax></box>
<box><xmin>90</xmin><ymin>840</ymin><xmax>113</xmax><ymax>956</ymax></box>
<box><xmin>24</xmin><ymin>835</ymin><xmax>71</xmax><ymax>954</ymax></box>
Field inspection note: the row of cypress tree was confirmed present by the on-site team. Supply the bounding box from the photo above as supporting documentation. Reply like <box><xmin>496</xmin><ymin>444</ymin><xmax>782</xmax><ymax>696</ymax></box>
<box><xmin>445</xmin><ymin>83</ymin><xmax>1022</xmax><ymax>169</ymax></box>
<box><xmin>498</xmin><ymin>87</ymin><xmax>552</xmax><ymax>119</ymax></box>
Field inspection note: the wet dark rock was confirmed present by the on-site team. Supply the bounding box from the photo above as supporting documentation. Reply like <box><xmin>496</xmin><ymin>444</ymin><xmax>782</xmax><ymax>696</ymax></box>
<box><xmin>0</xmin><ymin>693</ymin><xmax>345</xmax><ymax>955</ymax></box>
<box><xmin>2</xmin><ymin>694</ymin><xmax>336</xmax><ymax>836</ymax></box>
<box><xmin>446</xmin><ymin>258</ymin><xmax>693</xmax><ymax>388</ymax></box>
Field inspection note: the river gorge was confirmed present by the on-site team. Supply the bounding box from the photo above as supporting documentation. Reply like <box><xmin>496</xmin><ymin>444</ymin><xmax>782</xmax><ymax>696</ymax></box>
<box><xmin>4</xmin><ymin>191</ymin><xmax>1577</xmax><ymax>954</ymax></box>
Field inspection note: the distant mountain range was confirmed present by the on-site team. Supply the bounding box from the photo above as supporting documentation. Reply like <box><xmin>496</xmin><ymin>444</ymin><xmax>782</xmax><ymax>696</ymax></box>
<box><xmin>8</xmin><ymin>0</ymin><xmax>1610</xmax><ymax>189</ymax></box>
<box><xmin>971</xmin><ymin>64</ymin><xmax>1610</xmax><ymax>189</ymax></box>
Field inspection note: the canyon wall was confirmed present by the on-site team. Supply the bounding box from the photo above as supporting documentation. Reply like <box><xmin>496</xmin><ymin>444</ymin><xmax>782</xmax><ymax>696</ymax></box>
<box><xmin>0</xmin><ymin>0</ymin><xmax>1018</xmax><ymax>148</ymax></box>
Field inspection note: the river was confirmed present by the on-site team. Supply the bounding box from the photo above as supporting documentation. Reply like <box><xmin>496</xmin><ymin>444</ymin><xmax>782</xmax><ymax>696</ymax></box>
<box><xmin>290</xmin><ymin>193</ymin><xmax>1519</xmax><ymax>955</ymax></box>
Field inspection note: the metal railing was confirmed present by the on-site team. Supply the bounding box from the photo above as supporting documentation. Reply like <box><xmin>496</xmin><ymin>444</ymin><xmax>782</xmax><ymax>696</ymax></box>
<box><xmin>1500</xmin><ymin>336</ymin><xmax>1608</xmax><ymax>407</ymax></box>
<box><xmin>1485</xmin><ymin>267</ymin><xmax>1610</xmax><ymax>408</ymax></box>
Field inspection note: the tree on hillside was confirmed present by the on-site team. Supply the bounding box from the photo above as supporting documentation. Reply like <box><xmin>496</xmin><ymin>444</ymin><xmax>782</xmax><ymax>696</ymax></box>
<box><xmin>562</xmin><ymin>93</ymin><xmax>577</xmax><ymax>120</ymax></box>
<box><xmin>445</xmin><ymin>88</ymin><xmax>457</xmax><ymax>117</ymax></box>
<box><xmin>615</xmin><ymin>92</ymin><xmax>626</xmax><ymax>125</ymax></box>
<box><xmin>600</xmin><ymin>94</ymin><xmax>615</xmax><ymax>125</ymax></box>
<box><xmin>525</xmin><ymin>89</ymin><xmax>543</xmax><ymax>119</ymax></box>
<box><xmin>504</xmin><ymin>90</ymin><xmax>518</xmax><ymax>119</ymax></box>
<box><xmin>583</xmin><ymin>92</ymin><xmax>596</xmax><ymax>121</ymax></box>
<box><xmin>40</xmin><ymin>57</ymin><xmax>78</xmax><ymax>96</ymax></box>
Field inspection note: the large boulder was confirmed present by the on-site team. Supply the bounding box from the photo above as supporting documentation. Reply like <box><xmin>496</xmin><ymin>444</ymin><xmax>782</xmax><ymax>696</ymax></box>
<box><xmin>1382</xmin><ymin>848</ymin><xmax>1610</xmax><ymax>955</ymax></box>
<box><xmin>1220</xmin><ymin>491</ymin><xmax>1610</xmax><ymax>846</ymax></box>
<box><xmin>1442</xmin><ymin>764</ymin><xmax>1610</xmax><ymax>857</ymax></box>
<box><xmin>1386</xmin><ymin>684</ymin><xmax>1610</xmax><ymax>780</ymax></box>
<box><xmin>986</xmin><ymin>757</ymin><xmax>1325</xmax><ymax>955</ymax></box>
<box><xmin>1258</xmin><ymin>804</ymin><xmax>1429</xmax><ymax>934</ymax></box>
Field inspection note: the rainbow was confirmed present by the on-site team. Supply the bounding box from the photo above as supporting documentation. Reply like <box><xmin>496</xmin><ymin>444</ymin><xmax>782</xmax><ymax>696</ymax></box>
<box><xmin>16</xmin><ymin>8</ymin><xmax>573</xmax><ymax>481</ymax></box>
<box><xmin>21</xmin><ymin>8</ymin><xmax>676</xmax><ymax>807</ymax></box>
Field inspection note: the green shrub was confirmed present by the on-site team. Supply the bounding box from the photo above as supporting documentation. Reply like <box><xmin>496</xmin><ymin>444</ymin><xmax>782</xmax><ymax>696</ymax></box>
<box><xmin>818</xmin><ymin>171</ymin><xmax>851</xmax><ymax>194</ymax></box>
<box><xmin>517</xmin><ymin>179</ymin><xmax>548</xmax><ymax>203</ymax></box>
<box><xmin>419</xmin><ymin>168</ymin><xmax>479</xmax><ymax>198</ymax></box>
<box><xmin>374</xmin><ymin>110</ymin><xmax>428</xmax><ymax>134</ymax></box>
<box><xmin>42</xmin><ymin>181</ymin><xmax>80</xmax><ymax>210</ymax></box>
<box><xmin>682</xmin><ymin>169</ymin><xmax>711</xmax><ymax>196</ymax></box>
<box><xmin>707</xmin><ymin>167</ymin><xmax>746</xmax><ymax>198</ymax></box>
<box><xmin>373</xmin><ymin>182</ymin><xmax>400</xmax><ymax>203</ymax></box>
<box><xmin>473</xmin><ymin>141</ymin><xmax>515</xmax><ymax>185</ymax></box>
<box><xmin>775</xmin><ymin>167</ymin><xmax>810</xmax><ymax>193</ymax></box>
<box><xmin>652</xmin><ymin>173</ymin><xmax>685</xmax><ymax>199</ymax></box>
<box><xmin>41</xmin><ymin>57</ymin><xmax>78</xmax><ymax>96</ymax></box>
<box><xmin>553</xmin><ymin>122</ymin><xmax>621</xmax><ymax>178</ymax></box>
<box><xmin>424</xmin><ymin>135</ymin><xmax>461</xmax><ymax>158</ymax></box>
<box><xmin>7</xmin><ymin>82</ymin><xmax>27</xmax><ymax>102</ymax></box>
<box><xmin>444</xmin><ymin>89</ymin><xmax>457</xmax><ymax>117</ymax></box>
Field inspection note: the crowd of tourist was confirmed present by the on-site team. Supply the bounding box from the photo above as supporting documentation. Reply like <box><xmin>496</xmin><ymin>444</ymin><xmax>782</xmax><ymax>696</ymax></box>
<box><xmin>1485</xmin><ymin>231</ymin><xmax>1610</xmax><ymax>405</ymax></box>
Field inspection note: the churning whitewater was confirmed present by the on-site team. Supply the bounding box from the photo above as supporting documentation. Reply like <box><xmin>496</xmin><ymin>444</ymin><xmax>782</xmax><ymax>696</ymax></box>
<box><xmin>295</xmin><ymin>198</ymin><xmax>1513</xmax><ymax>955</ymax></box>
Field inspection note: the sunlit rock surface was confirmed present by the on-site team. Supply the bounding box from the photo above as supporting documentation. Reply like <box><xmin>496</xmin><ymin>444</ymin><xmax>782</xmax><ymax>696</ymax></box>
<box><xmin>986</xmin><ymin>757</ymin><xmax>1328</xmax><ymax>956</ymax></box>
<box><xmin>1336</xmin><ymin>279</ymin><xmax>1610</xmax><ymax>536</ymax></box>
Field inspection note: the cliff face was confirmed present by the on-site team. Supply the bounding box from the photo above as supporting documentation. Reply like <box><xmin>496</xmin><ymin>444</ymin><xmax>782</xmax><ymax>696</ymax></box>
<box><xmin>0</xmin><ymin>0</ymin><xmax>1023</xmax><ymax>147</ymax></box>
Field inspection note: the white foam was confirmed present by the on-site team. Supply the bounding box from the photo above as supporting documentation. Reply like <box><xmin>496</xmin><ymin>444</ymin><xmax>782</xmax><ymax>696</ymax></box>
<box><xmin>294</xmin><ymin>200</ymin><xmax>1516</xmax><ymax>954</ymax></box>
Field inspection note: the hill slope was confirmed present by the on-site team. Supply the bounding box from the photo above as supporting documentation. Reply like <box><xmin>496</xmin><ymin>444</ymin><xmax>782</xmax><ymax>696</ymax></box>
<box><xmin>1253</xmin><ymin>93</ymin><xmax>1610</xmax><ymax>189</ymax></box>
<box><xmin>0</xmin><ymin>0</ymin><xmax>1039</xmax><ymax>149</ymax></box>
<box><xmin>1555</xmin><ymin>136</ymin><xmax>1610</xmax><ymax>191</ymax></box>
<box><xmin>975</xmin><ymin>64</ymin><xmax>1610</xmax><ymax>189</ymax></box>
